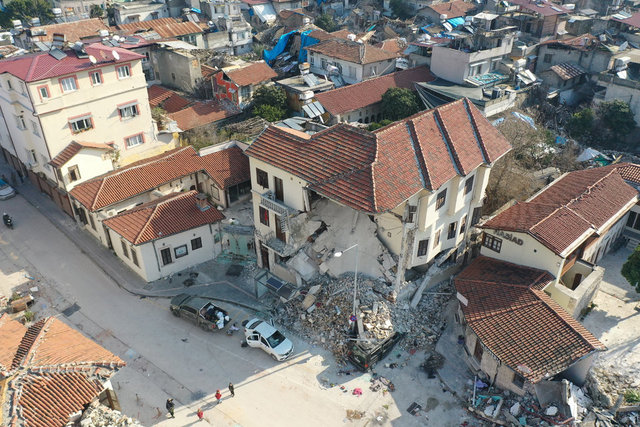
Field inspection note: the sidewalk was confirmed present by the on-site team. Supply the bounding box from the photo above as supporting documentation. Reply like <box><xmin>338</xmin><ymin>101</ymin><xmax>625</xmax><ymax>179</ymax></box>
<box><xmin>1</xmin><ymin>161</ymin><xmax>267</xmax><ymax>312</ymax></box>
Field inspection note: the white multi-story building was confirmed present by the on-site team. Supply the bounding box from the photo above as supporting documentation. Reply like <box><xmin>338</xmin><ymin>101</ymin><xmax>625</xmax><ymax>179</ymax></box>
<box><xmin>245</xmin><ymin>98</ymin><xmax>512</xmax><ymax>288</ymax></box>
<box><xmin>0</xmin><ymin>43</ymin><xmax>173</xmax><ymax>215</ymax></box>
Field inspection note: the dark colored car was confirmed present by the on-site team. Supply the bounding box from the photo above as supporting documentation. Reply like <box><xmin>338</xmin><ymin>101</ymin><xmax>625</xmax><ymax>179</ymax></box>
<box><xmin>347</xmin><ymin>332</ymin><xmax>405</xmax><ymax>371</ymax></box>
<box><xmin>170</xmin><ymin>294</ymin><xmax>230</xmax><ymax>331</ymax></box>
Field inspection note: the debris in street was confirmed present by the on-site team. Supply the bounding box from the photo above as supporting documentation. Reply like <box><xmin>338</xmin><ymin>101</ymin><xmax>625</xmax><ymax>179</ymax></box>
<box><xmin>407</xmin><ymin>402</ymin><xmax>422</xmax><ymax>416</ymax></box>
<box><xmin>345</xmin><ymin>409</ymin><xmax>364</xmax><ymax>420</ymax></box>
<box><xmin>79</xmin><ymin>401</ymin><xmax>144</xmax><ymax>426</ymax></box>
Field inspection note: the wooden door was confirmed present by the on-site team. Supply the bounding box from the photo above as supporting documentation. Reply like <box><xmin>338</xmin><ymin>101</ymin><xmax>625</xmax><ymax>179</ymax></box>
<box><xmin>274</xmin><ymin>176</ymin><xmax>284</xmax><ymax>202</ymax></box>
<box><xmin>260</xmin><ymin>245</ymin><xmax>270</xmax><ymax>270</ymax></box>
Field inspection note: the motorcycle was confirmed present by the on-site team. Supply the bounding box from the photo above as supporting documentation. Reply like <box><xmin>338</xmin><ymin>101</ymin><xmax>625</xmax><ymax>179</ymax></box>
<box><xmin>3</xmin><ymin>213</ymin><xmax>13</xmax><ymax>229</ymax></box>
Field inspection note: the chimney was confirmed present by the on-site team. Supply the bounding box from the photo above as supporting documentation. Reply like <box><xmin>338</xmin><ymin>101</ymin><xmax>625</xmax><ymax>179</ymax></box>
<box><xmin>196</xmin><ymin>193</ymin><xmax>210</xmax><ymax>211</ymax></box>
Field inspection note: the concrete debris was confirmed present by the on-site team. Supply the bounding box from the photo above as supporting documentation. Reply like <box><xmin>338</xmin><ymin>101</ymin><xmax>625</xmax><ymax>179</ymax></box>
<box><xmin>510</xmin><ymin>402</ymin><xmax>521</xmax><ymax>416</ymax></box>
<box><xmin>545</xmin><ymin>406</ymin><xmax>558</xmax><ymax>416</ymax></box>
<box><xmin>273</xmin><ymin>276</ymin><xmax>453</xmax><ymax>362</ymax></box>
<box><xmin>79</xmin><ymin>402</ymin><xmax>143</xmax><ymax>427</ymax></box>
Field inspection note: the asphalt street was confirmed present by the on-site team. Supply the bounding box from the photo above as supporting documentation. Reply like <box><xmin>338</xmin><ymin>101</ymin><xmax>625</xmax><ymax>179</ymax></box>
<box><xmin>0</xmin><ymin>184</ymin><xmax>469</xmax><ymax>426</ymax></box>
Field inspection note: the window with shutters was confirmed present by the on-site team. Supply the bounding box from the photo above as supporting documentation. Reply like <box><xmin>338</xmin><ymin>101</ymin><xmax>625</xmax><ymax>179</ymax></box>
<box><xmin>417</xmin><ymin>239</ymin><xmax>429</xmax><ymax>257</ymax></box>
<box><xmin>436</xmin><ymin>189</ymin><xmax>447</xmax><ymax>210</ymax></box>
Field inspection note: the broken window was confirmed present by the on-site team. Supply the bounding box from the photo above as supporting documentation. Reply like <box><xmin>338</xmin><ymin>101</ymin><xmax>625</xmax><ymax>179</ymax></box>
<box><xmin>256</xmin><ymin>168</ymin><xmax>268</xmax><ymax>188</ymax></box>
<box><xmin>407</xmin><ymin>205</ymin><xmax>417</xmax><ymax>223</ymax></box>
<box><xmin>417</xmin><ymin>239</ymin><xmax>428</xmax><ymax>257</ymax></box>
<box><xmin>627</xmin><ymin>211</ymin><xmax>640</xmax><ymax>230</ymax></box>
<box><xmin>482</xmin><ymin>233</ymin><xmax>502</xmax><ymax>253</ymax></box>
<box><xmin>121</xmin><ymin>240</ymin><xmax>129</xmax><ymax>258</ymax></box>
<box><xmin>436</xmin><ymin>189</ymin><xmax>447</xmax><ymax>210</ymax></box>
<box><xmin>464</xmin><ymin>176</ymin><xmax>474</xmax><ymax>195</ymax></box>
<box><xmin>543</xmin><ymin>53</ymin><xmax>552</xmax><ymax>63</ymax></box>
<box><xmin>68</xmin><ymin>165</ymin><xmax>80</xmax><ymax>182</ymax></box>
<box><xmin>259</xmin><ymin>206</ymin><xmax>269</xmax><ymax>226</ymax></box>
<box><xmin>433</xmin><ymin>229</ymin><xmax>441</xmax><ymax>248</ymax></box>
<box><xmin>447</xmin><ymin>222</ymin><xmax>457</xmax><ymax>239</ymax></box>
<box><xmin>512</xmin><ymin>372</ymin><xmax>525</xmax><ymax>389</ymax></box>
<box><xmin>459</xmin><ymin>215</ymin><xmax>467</xmax><ymax>235</ymax></box>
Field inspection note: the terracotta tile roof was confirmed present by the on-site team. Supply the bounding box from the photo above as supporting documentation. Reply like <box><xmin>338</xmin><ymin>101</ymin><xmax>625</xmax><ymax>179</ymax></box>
<box><xmin>508</xmin><ymin>0</ymin><xmax>570</xmax><ymax>16</ymax></box>
<box><xmin>550</xmin><ymin>62</ymin><xmax>586</xmax><ymax>80</ymax></box>
<box><xmin>246</xmin><ymin>99</ymin><xmax>511</xmax><ymax>213</ymax></box>
<box><xmin>455</xmin><ymin>256</ymin><xmax>605</xmax><ymax>383</ymax></box>
<box><xmin>483</xmin><ymin>166</ymin><xmax>638</xmax><ymax>255</ymax></box>
<box><xmin>168</xmin><ymin>99</ymin><xmax>241</xmax><ymax>131</ymax></box>
<box><xmin>539</xmin><ymin>34</ymin><xmax>600</xmax><ymax>51</ymax></box>
<box><xmin>225</xmin><ymin>61</ymin><xmax>277</xmax><ymax>87</ymax></box>
<box><xmin>330</xmin><ymin>29</ymin><xmax>353</xmax><ymax>39</ymax></box>
<box><xmin>426</xmin><ymin>1</ymin><xmax>476</xmax><ymax>18</ymax></box>
<box><xmin>200</xmin><ymin>146</ymin><xmax>250</xmax><ymax>189</ymax></box>
<box><xmin>18</xmin><ymin>372</ymin><xmax>104</xmax><ymax>427</ymax></box>
<box><xmin>201</xmin><ymin>64</ymin><xmax>217</xmax><ymax>79</ymax></box>
<box><xmin>375</xmin><ymin>38</ymin><xmax>407</xmax><ymax>56</ymax></box>
<box><xmin>0</xmin><ymin>316</ymin><xmax>125</xmax><ymax>427</ymax></box>
<box><xmin>306</xmin><ymin>39</ymin><xmax>397</xmax><ymax>65</ymax></box>
<box><xmin>104</xmin><ymin>190</ymin><xmax>225</xmax><ymax>245</ymax></box>
<box><xmin>0</xmin><ymin>314</ymin><xmax>27</xmax><ymax>374</ymax></box>
<box><xmin>0</xmin><ymin>43</ymin><xmax>143</xmax><ymax>82</ymax></box>
<box><xmin>49</xmin><ymin>141</ymin><xmax>113</xmax><ymax>168</ymax></box>
<box><xmin>147</xmin><ymin>85</ymin><xmax>192</xmax><ymax>113</ymax></box>
<box><xmin>112</xmin><ymin>17</ymin><xmax>202</xmax><ymax>38</ymax></box>
<box><xmin>70</xmin><ymin>146</ymin><xmax>202</xmax><ymax>211</ymax></box>
<box><xmin>316</xmin><ymin>66</ymin><xmax>435</xmax><ymax>116</ymax></box>
<box><xmin>31</xmin><ymin>18</ymin><xmax>110</xmax><ymax>43</ymax></box>
<box><xmin>617</xmin><ymin>162</ymin><xmax>640</xmax><ymax>185</ymax></box>
<box><xmin>612</xmin><ymin>11</ymin><xmax>640</xmax><ymax>29</ymax></box>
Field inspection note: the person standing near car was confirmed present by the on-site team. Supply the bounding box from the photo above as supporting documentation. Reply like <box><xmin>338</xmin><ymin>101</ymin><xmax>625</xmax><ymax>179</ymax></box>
<box><xmin>166</xmin><ymin>398</ymin><xmax>175</xmax><ymax>418</ymax></box>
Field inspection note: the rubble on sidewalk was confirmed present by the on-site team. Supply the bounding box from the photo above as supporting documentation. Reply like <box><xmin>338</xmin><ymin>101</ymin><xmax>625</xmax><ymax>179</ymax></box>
<box><xmin>273</xmin><ymin>276</ymin><xmax>452</xmax><ymax>363</ymax></box>
<box><xmin>78</xmin><ymin>401</ymin><xmax>143</xmax><ymax>426</ymax></box>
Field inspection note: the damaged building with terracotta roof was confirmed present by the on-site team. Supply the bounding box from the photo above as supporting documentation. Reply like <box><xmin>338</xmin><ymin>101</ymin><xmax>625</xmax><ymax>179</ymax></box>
<box><xmin>245</xmin><ymin>98</ymin><xmax>512</xmax><ymax>288</ymax></box>
<box><xmin>0</xmin><ymin>314</ymin><xmax>126</xmax><ymax>427</ymax></box>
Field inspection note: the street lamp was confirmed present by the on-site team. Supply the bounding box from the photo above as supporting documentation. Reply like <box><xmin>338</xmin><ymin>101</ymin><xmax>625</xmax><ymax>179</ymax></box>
<box><xmin>333</xmin><ymin>243</ymin><xmax>359</xmax><ymax>332</ymax></box>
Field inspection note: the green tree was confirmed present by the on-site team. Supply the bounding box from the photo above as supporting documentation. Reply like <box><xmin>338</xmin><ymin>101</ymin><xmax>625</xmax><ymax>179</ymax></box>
<box><xmin>566</xmin><ymin>108</ymin><xmax>594</xmax><ymax>140</ymax></box>
<box><xmin>381</xmin><ymin>88</ymin><xmax>420</xmax><ymax>121</ymax></box>
<box><xmin>252</xmin><ymin>85</ymin><xmax>287</xmax><ymax>110</ymax></box>
<box><xmin>390</xmin><ymin>0</ymin><xmax>413</xmax><ymax>20</ymax></box>
<box><xmin>597</xmin><ymin>100</ymin><xmax>637</xmax><ymax>138</ymax></box>
<box><xmin>315</xmin><ymin>13</ymin><xmax>337</xmax><ymax>32</ymax></box>
<box><xmin>622</xmin><ymin>245</ymin><xmax>640</xmax><ymax>293</ymax></box>
<box><xmin>368</xmin><ymin>119</ymin><xmax>392</xmax><ymax>131</ymax></box>
<box><xmin>90</xmin><ymin>5</ymin><xmax>104</xmax><ymax>18</ymax></box>
<box><xmin>0</xmin><ymin>0</ymin><xmax>54</xmax><ymax>27</ymax></box>
<box><xmin>253</xmin><ymin>104</ymin><xmax>286</xmax><ymax>122</ymax></box>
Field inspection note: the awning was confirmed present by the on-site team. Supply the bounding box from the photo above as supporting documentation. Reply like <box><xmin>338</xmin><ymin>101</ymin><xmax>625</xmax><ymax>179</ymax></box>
<box><xmin>447</xmin><ymin>17</ymin><xmax>465</xmax><ymax>27</ymax></box>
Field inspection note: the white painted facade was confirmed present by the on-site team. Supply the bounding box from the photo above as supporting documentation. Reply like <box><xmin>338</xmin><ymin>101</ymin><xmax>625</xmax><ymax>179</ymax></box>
<box><xmin>113</xmin><ymin>1</ymin><xmax>170</xmax><ymax>25</ymax></box>
<box><xmin>307</xmin><ymin>52</ymin><xmax>395</xmax><ymax>84</ymax></box>
<box><xmin>57</xmin><ymin>148</ymin><xmax>114</xmax><ymax>191</ymax></box>
<box><xmin>108</xmin><ymin>222</ymin><xmax>222</xmax><ymax>282</ymax></box>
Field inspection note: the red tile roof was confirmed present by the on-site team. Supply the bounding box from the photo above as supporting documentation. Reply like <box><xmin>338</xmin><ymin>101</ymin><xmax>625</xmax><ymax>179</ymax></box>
<box><xmin>425</xmin><ymin>1</ymin><xmax>476</xmax><ymax>18</ymax></box>
<box><xmin>147</xmin><ymin>84</ymin><xmax>192</xmax><ymax>113</ymax></box>
<box><xmin>508</xmin><ymin>0</ymin><xmax>570</xmax><ymax>17</ymax></box>
<box><xmin>617</xmin><ymin>162</ymin><xmax>640</xmax><ymax>185</ymax></box>
<box><xmin>0</xmin><ymin>43</ymin><xmax>143</xmax><ymax>82</ymax></box>
<box><xmin>455</xmin><ymin>256</ymin><xmax>605</xmax><ymax>383</ymax></box>
<box><xmin>539</xmin><ymin>34</ymin><xmax>600</xmax><ymax>51</ymax></box>
<box><xmin>306</xmin><ymin>39</ymin><xmax>397</xmax><ymax>64</ymax></box>
<box><xmin>49</xmin><ymin>141</ymin><xmax>113</xmax><ymax>168</ymax></box>
<box><xmin>0</xmin><ymin>316</ymin><xmax>125</xmax><ymax>427</ymax></box>
<box><xmin>168</xmin><ymin>99</ymin><xmax>241</xmax><ymax>131</ymax></box>
<box><xmin>104</xmin><ymin>190</ymin><xmax>224</xmax><ymax>244</ymax></box>
<box><xmin>200</xmin><ymin>146</ymin><xmax>250</xmax><ymax>189</ymax></box>
<box><xmin>315</xmin><ymin>66</ymin><xmax>435</xmax><ymax>115</ymax></box>
<box><xmin>612</xmin><ymin>11</ymin><xmax>640</xmax><ymax>29</ymax></box>
<box><xmin>112</xmin><ymin>17</ymin><xmax>202</xmax><ymax>38</ymax></box>
<box><xmin>201</xmin><ymin>64</ymin><xmax>217</xmax><ymax>79</ymax></box>
<box><xmin>225</xmin><ymin>61</ymin><xmax>277</xmax><ymax>87</ymax></box>
<box><xmin>70</xmin><ymin>145</ymin><xmax>249</xmax><ymax>211</ymax></box>
<box><xmin>483</xmin><ymin>166</ymin><xmax>638</xmax><ymax>255</ymax></box>
<box><xmin>246</xmin><ymin>99</ymin><xmax>511</xmax><ymax>213</ymax></box>
<box><xmin>375</xmin><ymin>38</ymin><xmax>407</xmax><ymax>56</ymax></box>
<box><xmin>31</xmin><ymin>18</ymin><xmax>110</xmax><ymax>43</ymax></box>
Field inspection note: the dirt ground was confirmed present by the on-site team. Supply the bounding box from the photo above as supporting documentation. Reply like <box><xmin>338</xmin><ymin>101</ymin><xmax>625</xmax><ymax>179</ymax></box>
<box><xmin>582</xmin><ymin>247</ymin><xmax>640</xmax><ymax>407</ymax></box>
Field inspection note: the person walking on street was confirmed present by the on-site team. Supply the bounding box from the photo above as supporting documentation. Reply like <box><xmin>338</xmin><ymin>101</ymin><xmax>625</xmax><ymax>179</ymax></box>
<box><xmin>197</xmin><ymin>408</ymin><xmax>204</xmax><ymax>421</ymax></box>
<box><xmin>215</xmin><ymin>389</ymin><xmax>222</xmax><ymax>404</ymax></box>
<box><xmin>228</xmin><ymin>382</ymin><xmax>235</xmax><ymax>397</ymax></box>
<box><xmin>166</xmin><ymin>398</ymin><xmax>175</xmax><ymax>418</ymax></box>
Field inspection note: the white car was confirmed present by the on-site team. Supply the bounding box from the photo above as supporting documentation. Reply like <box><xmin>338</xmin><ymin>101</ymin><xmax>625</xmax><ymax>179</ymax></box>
<box><xmin>0</xmin><ymin>179</ymin><xmax>15</xmax><ymax>200</ymax></box>
<box><xmin>243</xmin><ymin>318</ymin><xmax>294</xmax><ymax>361</ymax></box>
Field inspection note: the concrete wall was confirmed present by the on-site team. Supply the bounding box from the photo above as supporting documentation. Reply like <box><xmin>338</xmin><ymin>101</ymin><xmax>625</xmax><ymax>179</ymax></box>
<box><xmin>431</xmin><ymin>41</ymin><xmax>513</xmax><ymax>84</ymax></box>
<box><xmin>535</xmin><ymin>45</ymin><xmax>612</xmax><ymax>75</ymax></box>
<box><xmin>59</xmin><ymin>148</ymin><xmax>114</xmax><ymax>191</ymax></box>
<box><xmin>153</xmin><ymin>48</ymin><xmax>201</xmax><ymax>93</ymax></box>
<box><xmin>550</xmin><ymin>264</ymin><xmax>604</xmax><ymax>318</ymax></box>
<box><xmin>336</xmin><ymin>103</ymin><xmax>384</xmax><ymax>124</ymax></box>
<box><xmin>308</xmin><ymin>53</ymin><xmax>394</xmax><ymax>84</ymax></box>
<box><xmin>595</xmin><ymin>74</ymin><xmax>640</xmax><ymax>127</ymax></box>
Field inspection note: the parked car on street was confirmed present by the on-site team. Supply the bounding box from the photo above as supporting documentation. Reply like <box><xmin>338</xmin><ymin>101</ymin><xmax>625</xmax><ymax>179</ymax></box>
<box><xmin>242</xmin><ymin>318</ymin><xmax>294</xmax><ymax>361</ymax></box>
<box><xmin>0</xmin><ymin>179</ymin><xmax>16</xmax><ymax>200</ymax></box>
<box><xmin>170</xmin><ymin>294</ymin><xmax>230</xmax><ymax>331</ymax></box>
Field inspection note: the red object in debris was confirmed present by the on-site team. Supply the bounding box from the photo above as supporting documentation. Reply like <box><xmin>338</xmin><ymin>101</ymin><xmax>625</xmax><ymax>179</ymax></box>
<box><xmin>352</xmin><ymin>388</ymin><xmax>363</xmax><ymax>396</ymax></box>
<box><xmin>409</xmin><ymin>348</ymin><xmax>417</xmax><ymax>355</ymax></box>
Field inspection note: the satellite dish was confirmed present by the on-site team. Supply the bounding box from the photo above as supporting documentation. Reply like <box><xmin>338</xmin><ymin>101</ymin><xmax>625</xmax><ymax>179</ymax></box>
<box><xmin>89</xmin><ymin>55</ymin><xmax>97</xmax><ymax>64</ymax></box>
<box><xmin>112</xmin><ymin>50</ymin><xmax>120</xmax><ymax>61</ymax></box>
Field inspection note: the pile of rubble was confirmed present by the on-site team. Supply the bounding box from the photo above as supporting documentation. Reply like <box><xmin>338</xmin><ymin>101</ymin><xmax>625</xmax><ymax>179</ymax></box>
<box><xmin>77</xmin><ymin>402</ymin><xmax>143</xmax><ymax>427</ymax></box>
<box><xmin>274</xmin><ymin>275</ymin><xmax>453</xmax><ymax>363</ymax></box>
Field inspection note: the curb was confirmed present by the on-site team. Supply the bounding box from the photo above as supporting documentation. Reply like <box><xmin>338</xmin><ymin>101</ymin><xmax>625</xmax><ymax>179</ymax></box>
<box><xmin>18</xmin><ymin>186</ymin><xmax>265</xmax><ymax>313</ymax></box>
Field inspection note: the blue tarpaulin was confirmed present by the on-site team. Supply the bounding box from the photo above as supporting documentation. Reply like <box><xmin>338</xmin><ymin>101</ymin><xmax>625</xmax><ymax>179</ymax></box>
<box><xmin>447</xmin><ymin>17</ymin><xmax>465</xmax><ymax>27</ymax></box>
<box><xmin>299</xmin><ymin>29</ymin><xmax>319</xmax><ymax>63</ymax></box>
<box><xmin>190</xmin><ymin>7</ymin><xmax>202</xmax><ymax>13</ymax></box>
<box><xmin>263</xmin><ymin>30</ymin><xmax>297</xmax><ymax>65</ymax></box>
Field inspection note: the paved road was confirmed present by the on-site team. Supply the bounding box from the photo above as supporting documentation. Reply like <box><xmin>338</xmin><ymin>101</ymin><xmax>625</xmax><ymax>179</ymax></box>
<box><xmin>0</xmin><ymin>192</ymin><xmax>471</xmax><ymax>427</ymax></box>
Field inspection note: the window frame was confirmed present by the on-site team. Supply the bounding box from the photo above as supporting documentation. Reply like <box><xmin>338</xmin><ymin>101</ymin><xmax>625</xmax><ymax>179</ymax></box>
<box><xmin>30</xmin><ymin>120</ymin><xmax>40</xmax><ymax>136</ymax></box>
<box><xmin>459</xmin><ymin>215</ymin><xmax>467</xmax><ymax>235</ymax></box>
<box><xmin>259</xmin><ymin>206</ymin><xmax>269</xmax><ymax>226</ymax></box>
<box><xmin>433</xmin><ymin>229</ymin><xmax>441</xmax><ymax>248</ymax></box>
<box><xmin>436</xmin><ymin>189</ymin><xmax>447</xmax><ymax>210</ymax></box>
<box><xmin>131</xmin><ymin>246</ymin><xmax>139</xmax><ymax>267</ymax></box>
<box><xmin>121</xmin><ymin>239</ymin><xmax>129</xmax><ymax>258</ymax></box>
<box><xmin>256</xmin><ymin>168</ymin><xmax>268</xmax><ymax>188</ymax></box>
<box><xmin>447</xmin><ymin>221</ymin><xmax>457</xmax><ymax>239</ymax></box>
<box><xmin>68</xmin><ymin>164</ymin><xmax>81</xmax><ymax>182</ymax></box>
<box><xmin>124</xmin><ymin>132</ymin><xmax>145</xmax><ymax>149</ymax></box>
<box><xmin>513</xmin><ymin>371</ymin><xmax>525</xmax><ymax>389</ymax></box>
<box><xmin>59</xmin><ymin>75</ymin><xmax>79</xmax><ymax>93</ymax></box>
<box><xmin>160</xmin><ymin>248</ymin><xmax>172</xmax><ymax>265</ymax></box>
<box><xmin>191</xmin><ymin>237</ymin><xmax>203</xmax><ymax>250</ymax></box>
<box><xmin>15</xmin><ymin>114</ymin><xmax>26</xmax><ymax>130</ymax></box>
<box><xmin>90</xmin><ymin>70</ymin><xmax>103</xmax><ymax>86</ymax></box>
<box><xmin>37</xmin><ymin>84</ymin><xmax>50</xmax><ymax>101</ymax></box>
<box><xmin>482</xmin><ymin>233</ymin><xmax>502</xmax><ymax>253</ymax></box>
<box><xmin>464</xmin><ymin>176</ymin><xmax>474</xmax><ymax>195</ymax></box>
<box><xmin>116</xmin><ymin>64</ymin><xmax>132</xmax><ymax>80</ymax></box>
<box><xmin>68</xmin><ymin>114</ymin><xmax>94</xmax><ymax>134</ymax></box>
<box><xmin>174</xmin><ymin>244</ymin><xmax>188</xmax><ymax>258</ymax></box>
<box><xmin>407</xmin><ymin>205</ymin><xmax>417</xmax><ymax>223</ymax></box>
<box><xmin>417</xmin><ymin>239</ymin><xmax>429</xmax><ymax>257</ymax></box>
<box><xmin>117</xmin><ymin>101</ymin><xmax>140</xmax><ymax>119</ymax></box>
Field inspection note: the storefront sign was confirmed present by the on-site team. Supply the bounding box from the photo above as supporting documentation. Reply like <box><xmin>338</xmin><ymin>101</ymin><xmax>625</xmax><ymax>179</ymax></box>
<box><xmin>495</xmin><ymin>230</ymin><xmax>524</xmax><ymax>246</ymax></box>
